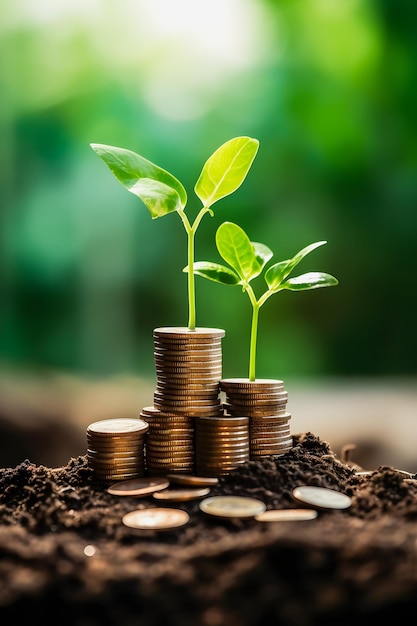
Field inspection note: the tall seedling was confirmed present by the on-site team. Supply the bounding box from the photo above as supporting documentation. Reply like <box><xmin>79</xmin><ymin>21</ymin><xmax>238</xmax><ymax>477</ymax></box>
<box><xmin>189</xmin><ymin>221</ymin><xmax>338</xmax><ymax>381</ymax></box>
<box><xmin>91</xmin><ymin>137</ymin><xmax>259</xmax><ymax>329</ymax></box>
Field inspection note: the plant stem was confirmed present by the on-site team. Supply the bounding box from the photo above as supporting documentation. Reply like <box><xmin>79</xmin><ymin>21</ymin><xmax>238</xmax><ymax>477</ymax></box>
<box><xmin>249</xmin><ymin>302</ymin><xmax>259</xmax><ymax>381</ymax></box>
<box><xmin>187</xmin><ymin>228</ymin><xmax>196</xmax><ymax>329</ymax></box>
<box><xmin>178</xmin><ymin>206</ymin><xmax>210</xmax><ymax>330</ymax></box>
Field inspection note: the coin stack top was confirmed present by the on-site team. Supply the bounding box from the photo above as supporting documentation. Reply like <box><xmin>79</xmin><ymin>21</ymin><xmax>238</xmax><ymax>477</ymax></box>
<box><xmin>220</xmin><ymin>378</ymin><xmax>293</xmax><ymax>458</ymax></box>
<box><xmin>86</xmin><ymin>418</ymin><xmax>148</xmax><ymax>482</ymax></box>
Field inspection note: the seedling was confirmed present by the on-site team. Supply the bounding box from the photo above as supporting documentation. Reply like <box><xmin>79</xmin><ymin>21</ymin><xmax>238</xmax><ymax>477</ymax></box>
<box><xmin>90</xmin><ymin>137</ymin><xmax>259</xmax><ymax>330</ymax></box>
<box><xmin>189</xmin><ymin>221</ymin><xmax>338</xmax><ymax>381</ymax></box>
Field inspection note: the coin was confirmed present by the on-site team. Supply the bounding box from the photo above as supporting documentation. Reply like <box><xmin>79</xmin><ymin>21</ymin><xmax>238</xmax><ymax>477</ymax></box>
<box><xmin>107</xmin><ymin>477</ymin><xmax>169</xmax><ymax>496</ymax></box>
<box><xmin>292</xmin><ymin>486</ymin><xmax>352</xmax><ymax>510</ymax></box>
<box><xmin>154</xmin><ymin>327</ymin><xmax>225</xmax><ymax>339</ymax></box>
<box><xmin>199</xmin><ymin>496</ymin><xmax>266</xmax><ymax>518</ymax></box>
<box><xmin>220</xmin><ymin>378</ymin><xmax>284</xmax><ymax>391</ymax></box>
<box><xmin>87</xmin><ymin>418</ymin><xmax>149</xmax><ymax>435</ymax></box>
<box><xmin>255</xmin><ymin>509</ymin><xmax>318</xmax><ymax>522</ymax></box>
<box><xmin>153</xmin><ymin>487</ymin><xmax>210</xmax><ymax>501</ymax></box>
<box><xmin>122</xmin><ymin>507</ymin><xmax>190</xmax><ymax>530</ymax></box>
<box><xmin>166</xmin><ymin>473</ymin><xmax>219</xmax><ymax>487</ymax></box>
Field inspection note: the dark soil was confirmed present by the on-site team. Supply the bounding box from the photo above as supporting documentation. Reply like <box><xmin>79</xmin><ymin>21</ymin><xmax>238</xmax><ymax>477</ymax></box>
<box><xmin>2</xmin><ymin>432</ymin><xmax>417</xmax><ymax>626</ymax></box>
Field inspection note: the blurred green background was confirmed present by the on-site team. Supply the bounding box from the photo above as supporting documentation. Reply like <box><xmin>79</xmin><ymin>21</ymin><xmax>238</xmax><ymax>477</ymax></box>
<box><xmin>1</xmin><ymin>0</ymin><xmax>416</xmax><ymax>383</ymax></box>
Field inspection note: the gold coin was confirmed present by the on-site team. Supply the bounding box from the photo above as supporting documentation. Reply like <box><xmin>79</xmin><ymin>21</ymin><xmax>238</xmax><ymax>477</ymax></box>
<box><xmin>199</xmin><ymin>496</ymin><xmax>266</xmax><ymax>518</ymax></box>
<box><xmin>226</xmin><ymin>395</ymin><xmax>288</xmax><ymax>405</ymax></box>
<box><xmin>146</xmin><ymin>436</ymin><xmax>194</xmax><ymax>444</ymax></box>
<box><xmin>250</xmin><ymin>427</ymin><xmax>292</xmax><ymax>435</ymax></box>
<box><xmin>94</xmin><ymin>471</ymin><xmax>144</xmax><ymax>481</ymax></box>
<box><xmin>147</xmin><ymin>461</ymin><xmax>194</xmax><ymax>468</ymax></box>
<box><xmin>145</xmin><ymin>417</ymin><xmax>194</xmax><ymax>426</ymax></box>
<box><xmin>165</xmin><ymin>473</ymin><xmax>219</xmax><ymax>487</ymax></box>
<box><xmin>255</xmin><ymin>509</ymin><xmax>318</xmax><ymax>522</ymax></box>
<box><xmin>87</xmin><ymin>447</ymin><xmax>146</xmax><ymax>457</ymax></box>
<box><xmin>154</xmin><ymin>345</ymin><xmax>223</xmax><ymax>354</ymax></box>
<box><xmin>196</xmin><ymin>453</ymin><xmax>249</xmax><ymax>463</ymax></box>
<box><xmin>122</xmin><ymin>507</ymin><xmax>190</xmax><ymax>530</ymax></box>
<box><xmin>250</xmin><ymin>433</ymin><xmax>293</xmax><ymax>442</ymax></box>
<box><xmin>153</xmin><ymin>487</ymin><xmax>210</xmax><ymax>501</ymax></box>
<box><xmin>146</xmin><ymin>429</ymin><xmax>193</xmax><ymax>437</ymax></box>
<box><xmin>195</xmin><ymin>436</ymin><xmax>249</xmax><ymax>444</ymax></box>
<box><xmin>292</xmin><ymin>486</ymin><xmax>352</xmax><ymax>510</ymax></box>
<box><xmin>196</xmin><ymin>416</ymin><xmax>249</xmax><ymax>425</ymax></box>
<box><xmin>87</xmin><ymin>443</ymin><xmax>145</xmax><ymax>451</ymax></box>
<box><xmin>107</xmin><ymin>477</ymin><xmax>169</xmax><ymax>496</ymax></box>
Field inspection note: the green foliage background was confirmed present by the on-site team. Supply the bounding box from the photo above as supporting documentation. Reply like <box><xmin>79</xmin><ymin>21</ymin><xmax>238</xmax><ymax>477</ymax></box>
<box><xmin>1</xmin><ymin>0</ymin><xmax>416</xmax><ymax>381</ymax></box>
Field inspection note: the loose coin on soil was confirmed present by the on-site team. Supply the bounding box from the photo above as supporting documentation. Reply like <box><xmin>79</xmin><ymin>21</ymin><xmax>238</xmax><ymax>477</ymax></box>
<box><xmin>107</xmin><ymin>477</ymin><xmax>169</xmax><ymax>496</ymax></box>
<box><xmin>153</xmin><ymin>487</ymin><xmax>210</xmax><ymax>501</ymax></box>
<box><xmin>122</xmin><ymin>508</ymin><xmax>190</xmax><ymax>530</ymax></box>
<box><xmin>292</xmin><ymin>485</ymin><xmax>352</xmax><ymax>510</ymax></box>
<box><xmin>255</xmin><ymin>508</ymin><xmax>318</xmax><ymax>522</ymax></box>
<box><xmin>199</xmin><ymin>495</ymin><xmax>266</xmax><ymax>518</ymax></box>
<box><xmin>165</xmin><ymin>473</ymin><xmax>219</xmax><ymax>487</ymax></box>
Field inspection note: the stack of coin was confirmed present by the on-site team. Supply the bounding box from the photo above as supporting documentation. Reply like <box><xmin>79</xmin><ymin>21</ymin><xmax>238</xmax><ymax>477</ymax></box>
<box><xmin>86</xmin><ymin>418</ymin><xmax>149</xmax><ymax>482</ymax></box>
<box><xmin>220</xmin><ymin>378</ymin><xmax>293</xmax><ymax>458</ymax></box>
<box><xmin>140</xmin><ymin>405</ymin><xmax>195</xmax><ymax>475</ymax></box>
<box><xmin>153</xmin><ymin>327</ymin><xmax>225</xmax><ymax>417</ymax></box>
<box><xmin>195</xmin><ymin>416</ymin><xmax>249</xmax><ymax>476</ymax></box>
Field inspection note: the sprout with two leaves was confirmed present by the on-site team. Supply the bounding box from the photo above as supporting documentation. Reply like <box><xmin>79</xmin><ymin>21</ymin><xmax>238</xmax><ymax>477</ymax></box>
<box><xmin>90</xmin><ymin>137</ymin><xmax>259</xmax><ymax>330</ymax></box>
<box><xmin>188</xmin><ymin>221</ymin><xmax>339</xmax><ymax>381</ymax></box>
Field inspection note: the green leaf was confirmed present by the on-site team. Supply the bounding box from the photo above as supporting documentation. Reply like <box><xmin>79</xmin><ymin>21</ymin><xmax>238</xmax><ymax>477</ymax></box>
<box><xmin>281</xmin><ymin>272</ymin><xmax>339</xmax><ymax>291</ymax></box>
<box><xmin>186</xmin><ymin>261</ymin><xmax>241</xmax><ymax>285</ymax></box>
<box><xmin>194</xmin><ymin>136</ymin><xmax>259</xmax><ymax>209</ymax></box>
<box><xmin>215</xmin><ymin>222</ymin><xmax>261</xmax><ymax>283</ymax></box>
<box><xmin>90</xmin><ymin>143</ymin><xmax>187</xmax><ymax>218</ymax></box>
<box><xmin>252</xmin><ymin>242</ymin><xmax>273</xmax><ymax>272</ymax></box>
<box><xmin>265</xmin><ymin>241</ymin><xmax>327</xmax><ymax>290</ymax></box>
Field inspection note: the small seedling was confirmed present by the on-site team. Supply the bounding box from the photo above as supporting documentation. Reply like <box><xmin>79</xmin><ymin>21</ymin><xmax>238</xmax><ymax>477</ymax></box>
<box><xmin>90</xmin><ymin>137</ymin><xmax>259</xmax><ymax>330</ymax></box>
<box><xmin>188</xmin><ymin>221</ymin><xmax>338</xmax><ymax>381</ymax></box>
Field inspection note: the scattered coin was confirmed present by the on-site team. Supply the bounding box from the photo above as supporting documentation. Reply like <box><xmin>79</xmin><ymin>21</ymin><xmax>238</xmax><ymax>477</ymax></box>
<box><xmin>107</xmin><ymin>477</ymin><xmax>169</xmax><ymax>497</ymax></box>
<box><xmin>199</xmin><ymin>495</ymin><xmax>266</xmax><ymax>518</ymax></box>
<box><xmin>255</xmin><ymin>508</ymin><xmax>318</xmax><ymax>522</ymax></box>
<box><xmin>153</xmin><ymin>487</ymin><xmax>210</xmax><ymax>501</ymax></box>
<box><xmin>122</xmin><ymin>507</ymin><xmax>190</xmax><ymax>530</ymax></box>
<box><xmin>166</xmin><ymin>473</ymin><xmax>219</xmax><ymax>487</ymax></box>
<box><xmin>292</xmin><ymin>485</ymin><xmax>352</xmax><ymax>510</ymax></box>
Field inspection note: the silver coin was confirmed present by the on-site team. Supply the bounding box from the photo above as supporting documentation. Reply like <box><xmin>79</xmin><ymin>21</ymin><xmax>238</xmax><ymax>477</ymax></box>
<box><xmin>154</xmin><ymin>327</ymin><xmax>225</xmax><ymax>339</ymax></box>
<box><xmin>255</xmin><ymin>508</ymin><xmax>318</xmax><ymax>522</ymax></box>
<box><xmin>87</xmin><ymin>418</ymin><xmax>149</xmax><ymax>435</ymax></box>
<box><xmin>122</xmin><ymin>507</ymin><xmax>190</xmax><ymax>530</ymax></box>
<box><xmin>199</xmin><ymin>495</ymin><xmax>266</xmax><ymax>518</ymax></box>
<box><xmin>292</xmin><ymin>485</ymin><xmax>352</xmax><ymax>510</ymax></box>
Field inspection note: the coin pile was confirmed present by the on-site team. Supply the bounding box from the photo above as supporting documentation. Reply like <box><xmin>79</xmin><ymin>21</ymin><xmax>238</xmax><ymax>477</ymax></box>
<box><xmin>220</xmin><ymin>378</ymin><xmax>293</xmax><ymax>459</ymax></box>
<box><xmin>140</xmin><ymin>405</ymin><xmax>195</xmax><ymax>475</ymax></box>
<box><xmin>86</xmin><ymin>418</ymin><xmax>149</xmax><ymax>482</ymax></box>
<box><xmin>195</xmin><ymin>416</ymin><xmax>250</xmax><ymax>476</ymax></box>
<box><xmin>153</xmin><ymin>327</ymin><xmax>225</xmax><ymax>416</ymax></box>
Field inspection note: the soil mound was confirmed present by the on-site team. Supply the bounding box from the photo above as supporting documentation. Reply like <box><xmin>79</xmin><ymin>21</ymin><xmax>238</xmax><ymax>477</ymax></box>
<box><xmin>1</xmin><ymin>432</ymin><xmax>417</xmax><ymax>625</ymax></box>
